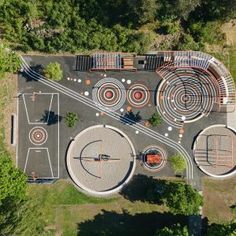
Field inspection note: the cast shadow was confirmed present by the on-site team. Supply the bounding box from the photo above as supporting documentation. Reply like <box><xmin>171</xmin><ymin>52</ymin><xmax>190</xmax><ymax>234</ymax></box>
<box><xmin>40</xmin><ymin>110</ymin><xmax>62</xmax><ymax>125</ymax></box>
<box><xmin>120</xmin><ymin>111</ymin><xmax>142</xmax><ymax>125</ymax></box>
<box><xmin>120</xmin><ymin>174</ymin><xmax>166</xmax><ymax>204</ymax></box>
<box><xmin>77</xmin><ymin>209</ymin><xmax>188</xmax><ymax>236</ymax></box>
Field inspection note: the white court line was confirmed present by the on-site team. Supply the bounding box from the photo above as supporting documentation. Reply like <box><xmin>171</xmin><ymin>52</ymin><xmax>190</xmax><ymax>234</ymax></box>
<box><xmin>46</xmin><ymin>148</ymin><xmax>54</xmax><ymax>178</ymax></box>
<box><xmin>21</xmin><ymin>92</ymin><xmax>60</xmax><ymax>179</ymax></box>
<box><xmin>46</xmin><ymin>94</ymin><xmax>54</xmax><ymax>124</ymax></box>
<box><xmin>24</xmin><ymin>147</ymin><xmax>55</xmax><ymax>179</ymax></box>
<box><xmin>22</xmin><ymin>93</ymin><xmax>57</xmax><ymax>125</ymax></box>
<box><xmin>57</xmin><ymin>93</ymin><xmax>60</xmax><ymax>178</ymax></box>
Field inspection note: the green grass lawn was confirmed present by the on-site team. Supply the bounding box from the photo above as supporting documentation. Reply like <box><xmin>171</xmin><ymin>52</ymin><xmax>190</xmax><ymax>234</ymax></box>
<box><xmin>27</xmin><ymin>179</ymin><xmax>177</xmax><ymax>236</ymax></box>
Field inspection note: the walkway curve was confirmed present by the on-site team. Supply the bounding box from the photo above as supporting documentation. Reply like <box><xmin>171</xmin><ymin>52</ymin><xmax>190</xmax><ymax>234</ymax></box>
<box><xmin>19</xmin><ymin>56</ymin><xmax>194</xmax><ymax>180</ymax></box>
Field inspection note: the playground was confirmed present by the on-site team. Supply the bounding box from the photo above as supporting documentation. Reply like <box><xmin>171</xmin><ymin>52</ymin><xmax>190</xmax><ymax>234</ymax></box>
<box><xmin>17</xmin><ymin>51</ymin><xmax>236</xmax><ymax>194</ymax></box>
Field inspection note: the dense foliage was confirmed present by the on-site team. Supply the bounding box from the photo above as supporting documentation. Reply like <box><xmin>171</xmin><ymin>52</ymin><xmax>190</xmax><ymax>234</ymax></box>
<box><xmin>148</xmin><ymin>112</ymin><xmax>162</xmax><ymax>127</ymax></box>
<box><xmin>207</xmin><ymin>221</ymin><xmax>236</xmax><ymax>236</ymax></box>
<box><xmin>0</xmin><ymin>44</ymin><xmax>21</xmax><ymax>78</ymax></box>
<box><xmin>0</xmin><ymin>0</ymin><xmax>235</xmax><ymax>53</ymax></box>
<box><xmin>0</xmin><ymin>152</ymin><xmax>46</xmax><ymax>235</ymax></box>
<box><xmin>147</xmin><ymin>180</ymin><xmax>203</xmax><ymax>215</ymax></box>
<box><xmin>155</xmin><ymin>224</ymin><xmax>189</xmax><ymax>236</ymax></box>
<box><xmin>44</xmin><ymin>62</ymin><xmax>63</xmax><ymax>81</ymax></box>
<box><xmin>170</xmin><ymin>154</ymin><xmax>186</xmax><ymax>174</ymax></box>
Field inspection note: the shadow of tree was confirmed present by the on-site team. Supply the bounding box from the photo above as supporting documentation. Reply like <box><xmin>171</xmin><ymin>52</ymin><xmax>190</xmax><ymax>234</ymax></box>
<box><xmin>77</xmin><ymin>209</ymin><xmax>188</xmax><ymax>236</ymax></box>
<box><xmin>40</xmin><ymin>110</ymin><xmax>62</xmax><ymax>125</ymax></box>
<box><xmin>120</xmin><ymin>174</ymin><xmax>166</xmax><ymax>204</ymax></box>
<box><xmin>21</xmin><ymin>64</ymin><xmax>44</xmax><ymax>82</ymax></box>
<box><xmin>120</xmin><ymin>111</ymin><xmax>142</xmax><ymax>125</ymax></box>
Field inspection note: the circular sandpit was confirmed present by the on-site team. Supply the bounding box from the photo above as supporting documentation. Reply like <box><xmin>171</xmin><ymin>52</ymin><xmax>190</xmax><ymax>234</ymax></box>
<box><xmin>142</xmin><ymin>146</ymin><xmax>167</xmax><ymax>172</ymax></box>
<box><xmin>193</xmin><ymin>125</ymin><xmax>236</xmax><ymax>178</ymax></box>
<box><xmin>66</xmin><ymin>125</ymin><xmax>136</xmax><ymax>196</ymax></box>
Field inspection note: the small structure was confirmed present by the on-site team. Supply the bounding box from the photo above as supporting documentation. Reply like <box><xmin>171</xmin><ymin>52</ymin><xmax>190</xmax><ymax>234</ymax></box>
<box><xmin>194</xmin><ymin>125</ymin><xmax>236</xmax><ymax>178</ymax></box>
<box><xmin>90</xmin><ymin>52</ymin><xmax>136</xmax><ymax>71</ymax></box>
<box><xmin>142</xmin><ymin>146</ymin><xmax>167</xmax><ymax>172</ymax></box>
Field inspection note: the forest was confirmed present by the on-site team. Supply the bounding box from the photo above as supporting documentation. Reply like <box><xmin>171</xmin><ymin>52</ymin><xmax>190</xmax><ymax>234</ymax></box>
<box><xmin>0</xmin><ymin>0</ymin><xmax>235</xmax><ymax>54</ymax></box>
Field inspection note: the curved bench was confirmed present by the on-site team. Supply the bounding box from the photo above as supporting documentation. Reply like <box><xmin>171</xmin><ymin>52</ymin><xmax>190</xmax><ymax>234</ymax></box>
<box><xmin>157</xmin><ymin>51</ymin><xmax>235</xmax><ymax>108</ymax></box>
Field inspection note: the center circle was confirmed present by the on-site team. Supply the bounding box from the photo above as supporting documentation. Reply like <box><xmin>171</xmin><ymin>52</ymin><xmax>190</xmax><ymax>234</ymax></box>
<box><xmin>66</xmin><ymin>125</ymin><xmax>136</xmax><ymax>196</ymax></box>
<box><xmin>127</xmin><ymin>83</ymin><xmax>150</xmax><ymax>108</ymax></box>
<box><xmin>92</xmin><ymin>78</ymin><xmax>126</xmax><ymax>111</ymax></box>
<box><xmin>134</xmin><ymin>91</ymin><xmax>143</xmax><ymax>100</ymax></box>
<box><xmin>105</xmin><ymin>90</ymin><xmax>114</xmax><ymax>99</ymax></box>
<box><xmin>29</xmin><ymin>126</ymin><xmax>48</xmax><ymax>146</ymax></box>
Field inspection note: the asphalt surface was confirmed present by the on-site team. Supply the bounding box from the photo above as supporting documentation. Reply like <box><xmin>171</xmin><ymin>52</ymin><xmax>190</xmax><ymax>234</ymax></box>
<box><xmin>16</xmin><ymin>55</ymin><xmax>232</xmax><ymax>190</ymax></box>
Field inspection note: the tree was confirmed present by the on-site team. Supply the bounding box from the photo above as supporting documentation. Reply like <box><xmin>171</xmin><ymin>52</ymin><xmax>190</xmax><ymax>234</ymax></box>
<box><xmin>163</xmin><ymin>182</ymin><xmax>203</xmax><ymax>215</ymax></box>
<box><xmin>174</xmin><ymin>0</ymin><xmax>201</xmax><ymax>20</ymax></box>
<box><xmin>44</xmin><ymin>62</ymin><xmax>63</xmax><ymax>81</ymax></box>
<box><xmin>0</xmin><ymin>153</ymin><xmax>46</xmax><ymax>235</ymax></box>
<box><xmin>148</xmin><ymin>112</ymin><xmax>162</xmax><ymax>127</ymax></box>
<box><xmin>0</xmin><ymin>153</ymin><xmax>27</xmax><ymax>202</ymax></box>
<box><xmin>169</xmin><ymin>154</ymin><xmax>186</xmax><ymax>175</ymax></box>
<box><xmin>127</xmin><ymin>0</ymin><xmax>159</xmax><ymax>25</ymax></box>
<box><xmin>65</xmin><ymin>112</ymin><xmax>79</xmax><ymax>128</ymax></box>
<box><xmin>0</xmin><ymin>44</ymin><xmax>21</xmax><ymax>78</ymax></box>
<box><xmin>155</xmin><ymin>224</ymin><xmax>189</xmax><ymax>236</ymax></box>
<box><xmin>207</xmin><ymin>221</ymin><xmax>236</xmax><ymax>236</ymax></box>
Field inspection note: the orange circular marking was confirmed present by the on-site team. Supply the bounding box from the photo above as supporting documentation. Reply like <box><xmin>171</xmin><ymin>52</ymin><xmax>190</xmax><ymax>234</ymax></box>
<box><xmin>179</xmin><ymin>128</ymin><xmax>184</xmax><ymax>134</ymax></box>
<box><xmin>127</xmin><ymin>106</ymin><xmax>132</xmax><ymax>112</ymax></box>
<box><xmin>85</xmin><ymin>79</ymin><xmax>91</xmax><ymax>85</ymax></box>
<box><xmin>144</xmin><ymin>121</ymin><xmax>151</xmax><ymax>127</ymax></box>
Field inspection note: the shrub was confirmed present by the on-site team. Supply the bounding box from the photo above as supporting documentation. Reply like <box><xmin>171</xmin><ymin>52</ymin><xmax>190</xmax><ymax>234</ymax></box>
<box><xmin>44</xmin><ymin>62</ymin><xmax>63</xmax><ymax>81</ymax></box>
<box><xmin>65</xmin><ymin>112</ymin><xmax>79</xmax><ymax>128</ymax></box>
<box><xmin>169</xmin><ymin>154</ymin><xmax>186</xmax><ymax>175</ymax></box>
<box><xmin>148</xmin><ymin>112</ymin><xmax>162</xmax><ymax>127</ymax></box>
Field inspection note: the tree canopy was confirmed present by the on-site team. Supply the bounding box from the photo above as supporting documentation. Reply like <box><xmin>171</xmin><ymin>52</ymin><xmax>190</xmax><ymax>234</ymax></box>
<box><xmin>0</xmin><ymin>44</ymin><xmax>21</xmax><ymax>78</ymax></box>
<box><xmin>0</xmin><ymin>0</ymin><xmax>234</xmax><ymax>53</ymax></box>
<box><xmin>155</xmin><ymin>224</ymin><xmax>189</xmax><ymax>236</ymax></box>
<box><xmin>169</xmin><ymin>154</ymin><xmax>186</xmax><ymax>175</ymax></box>
<box><xmin>44</xmin><ymin>62</ymin><xmax>63</xmax><ymax>81</ymax></box>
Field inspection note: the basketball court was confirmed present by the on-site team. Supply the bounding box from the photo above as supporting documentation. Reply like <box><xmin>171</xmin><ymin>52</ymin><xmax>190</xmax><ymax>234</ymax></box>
<box><xmin>17</xmin><ymin>92</ymin><xmax>60</xmax><ymax>180</ymax></box>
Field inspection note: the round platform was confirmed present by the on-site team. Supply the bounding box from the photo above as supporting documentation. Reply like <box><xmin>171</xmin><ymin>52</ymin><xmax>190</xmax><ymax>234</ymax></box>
<box><xmin>156</xmin><ymin>68</ymin><xmax>219</xmax><ymax>127</ymax></box>
<box><xmin>92</xmin><ymin>78</ymin><xmax>126</xmax><ymax>111</ymax></box>
<box><xmin>142</xmin><ymin>146</ymin><xmax>167</xmax><ymax>172</ymax></box>
<box><xmin>193</xmin><ymin>125</ymin><xmax>236</xmax><ymax>178</ymax></box>
<box><xmin>66</xmin><ymin>125</ymin><xmax>136</xmax><ymax>196</ymax></box>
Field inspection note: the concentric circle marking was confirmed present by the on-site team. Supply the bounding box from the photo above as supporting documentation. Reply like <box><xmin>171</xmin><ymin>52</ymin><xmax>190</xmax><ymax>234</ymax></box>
<box><xmin>29</xmin><ymin>126</ymin><xmax>48</xmax><ymax>146</ymax></box>
<box><xmin>156</xmin><ymin>68</ymin><xmax>220</xmax><ymax>127</ymax></box>
<box><xmin>127</xmin><ymin>83</ymin><xmax>150</xmax><ymax>108</ymax></box>
<box><xmin>92</xmin><ymin>78</ymin><xmax>126</xmax><ymax>111</ymax></box>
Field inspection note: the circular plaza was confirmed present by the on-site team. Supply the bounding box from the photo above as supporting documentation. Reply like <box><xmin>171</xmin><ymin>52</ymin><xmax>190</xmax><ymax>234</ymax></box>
<box><xmin>66</xmin><ymin>125</ymin><xmax>136</xmax><ymax>196</ymax></box>
<box><xmin>156</xmin><ymin>68</ymin><xmax>219</xmax><ymax>127</ymax></box>
<box><xmin>193</xmin><ymin>125</ymin><xmax>236</xmax><ymax>178</ymax></box>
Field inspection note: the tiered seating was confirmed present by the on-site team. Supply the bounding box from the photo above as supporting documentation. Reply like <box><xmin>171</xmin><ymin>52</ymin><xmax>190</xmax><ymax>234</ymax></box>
<box><xmin>143</xmin><ymin>55</ymin><xmax>164</xmax><ymax>70</ymax></box>
<box><xmin>173</xmin><ymin>51</ymin><xmax>212</xmax><ymax>69</ymax></box>
<box><xmin>75</xmin><ymin>55</ymin><xmax>92</xmax><ymax>71</ymax></box>
<box><xmin>208</xmin><ymin>57</ymin><xmax>235</xmax><ymax>105</ymax></box>
<box><xmin>91</xmin><ymin>53</ymin><xmax>122</xmax><ymax>70</ymax></box>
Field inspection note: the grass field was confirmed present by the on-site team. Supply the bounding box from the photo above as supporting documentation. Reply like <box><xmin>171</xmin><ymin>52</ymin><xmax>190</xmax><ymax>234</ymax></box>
<box><xmin>0</xmin><ymin>74</ymin><xmax>17</xmax><ymax>155</ymax></box>
<box><xmin>203</xmin><ymin>176</ymin><xmax>236</xmax><ymax>223</ymax></box>
<box><xmin>27</xmin><ymin>179</ymin><xmax>178</xmax><ymax>236</ymax></box>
